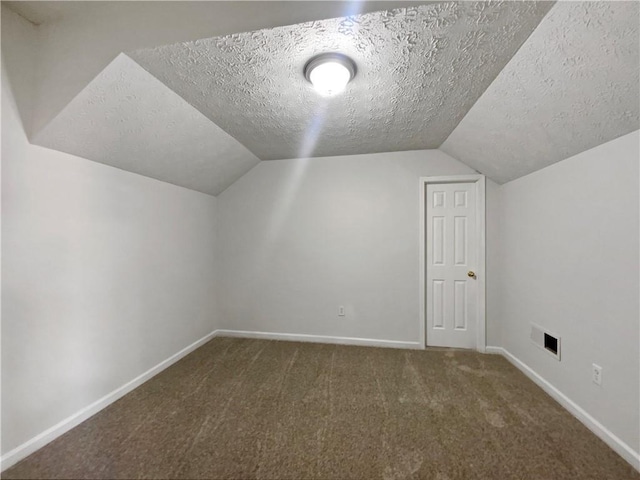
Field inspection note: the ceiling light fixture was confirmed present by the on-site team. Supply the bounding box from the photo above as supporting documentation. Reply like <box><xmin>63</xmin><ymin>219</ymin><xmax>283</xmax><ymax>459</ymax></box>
<box><xmin>304</xmin><ymin>53</ymin><xmax>356</xmax><ymax>96</ymax></box>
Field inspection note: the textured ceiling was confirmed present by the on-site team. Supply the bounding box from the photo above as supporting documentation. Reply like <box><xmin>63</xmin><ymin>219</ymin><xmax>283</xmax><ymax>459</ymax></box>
<box><xmin>26</xmin><ymin>1</ymin><xmax>639</xmax><ymax>194</ymax></box>
<box><xmin>33</xmin><ymin>54</ymin><xmax>260</xmax><ymax>196</ymax></box>
<box><xmin>129</xmin><ymin>2</ymin><xmax>553</xmax><ymax>161</ymax></box>
<box><xmin>15</xmin><ymin>1</ymin><xmax>429</xmax><ymax>137</ymax></box>
<box><xmin>441</xmin><ymin>1</ymin><xmax>640</xmax><ymax>184</ymax></box>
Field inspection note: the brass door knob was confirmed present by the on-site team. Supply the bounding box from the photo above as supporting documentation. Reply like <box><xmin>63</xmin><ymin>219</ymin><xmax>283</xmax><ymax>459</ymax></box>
<box><xmin>467</xmin><ymin>271</ymin><xmax>476</xmax><ymax>278</ymax></box>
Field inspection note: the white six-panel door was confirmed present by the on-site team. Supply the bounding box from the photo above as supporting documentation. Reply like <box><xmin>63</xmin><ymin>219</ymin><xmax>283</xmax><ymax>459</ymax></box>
<box><xmin>426</xmin><ymin>182</ymin><xmax>477</xmax><ymax>348</ymax></box>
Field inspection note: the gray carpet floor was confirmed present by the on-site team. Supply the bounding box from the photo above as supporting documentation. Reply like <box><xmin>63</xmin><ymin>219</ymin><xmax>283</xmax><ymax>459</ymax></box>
<box><xmin>5</xmin><ymin>337</ymin><xmax>639</xmax><ymax>479</ymax></box>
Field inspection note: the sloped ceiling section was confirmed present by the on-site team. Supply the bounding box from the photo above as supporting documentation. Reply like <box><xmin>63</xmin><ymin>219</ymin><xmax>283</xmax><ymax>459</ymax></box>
<box><xmin>129</xmin><ymin>2</ymin><xmax>553</xmax><ymax>161</ymax></box>
<box><xmin>33</xmin><ymin>54</ymin><xmax>260</xmax><ymax>196</ymax></box>
<box><xmin>30</xmin><ymin>1</ymin><xmax>638</xmax><ymax>193</ymax></box>
<box><xmin>441</xmin><ymin>1</ymin><xmax>640</xmax><ymax>184</ymax></box>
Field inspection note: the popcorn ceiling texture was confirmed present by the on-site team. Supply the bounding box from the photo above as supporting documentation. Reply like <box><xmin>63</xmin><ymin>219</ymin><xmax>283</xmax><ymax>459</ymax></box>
<box><xmin>29</xmin><ymin>1</ymin><xmax>639</xmax><ymax>192</ymax></box>
<box><xmin>33</xmin><ymin>54</ymin><xmax>259</xmax><ymax>196</ymax></box>
<box><xmin>129</xmin><ymin>1</ymin><xmax>553</xmax><ymax>161</ymax></box>
<box><xmin>441</xmin><ymin>1</ymin><xmax>640</xmax><ymax>184</ymax></box>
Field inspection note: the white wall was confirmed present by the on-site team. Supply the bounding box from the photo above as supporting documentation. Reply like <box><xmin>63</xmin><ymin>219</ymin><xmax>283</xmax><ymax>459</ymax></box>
<box><xmin>485</xmin><ymin>178</ymin><xmax>502</xmax><ymax>348</ymax></box>
<box><xmin>3</xmin><ymin>0</ymin><xmax>637</xmax><ymax>471</ymax></box>
<box><xmin>216</xmin><ymin>150</ymin><xmax>502</xmax><ymax>345</ymax></box>
<box><xmin>2</xmin><ymin>7</ymin><xmax>218</xmax><ymax>456</ymax></box>
<box><xmin>498</xmin><ymin>131</ymin><xmax>640</xmax><ymax>454</ymax></box>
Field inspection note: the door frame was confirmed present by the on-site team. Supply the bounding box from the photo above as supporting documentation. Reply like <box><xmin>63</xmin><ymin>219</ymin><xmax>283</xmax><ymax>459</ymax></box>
<box><xmin>419</xmin><ymin>175</ymin><xmax>486</xmax><ymax>352</ymax></box>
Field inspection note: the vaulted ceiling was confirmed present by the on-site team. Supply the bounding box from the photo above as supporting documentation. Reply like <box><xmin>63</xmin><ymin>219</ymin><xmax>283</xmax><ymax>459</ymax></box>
<box><xmin>442</xmin><ymin>1</ymin><xmax>640</xmax><ymax>184</ymax></box>
<box><xmin>34</xmin><ymin>54</ymin><xmax>260</xmax><ymax>196</ymax></box>
<box><xmin>15</xmin><ymin>1</ymin><xmax>640</xmax><ymax>195</ymax></box>
<box><xmin>128</xmin><ymin>2</ymin><xmax>550</xmax><ymax>161</ymax></box>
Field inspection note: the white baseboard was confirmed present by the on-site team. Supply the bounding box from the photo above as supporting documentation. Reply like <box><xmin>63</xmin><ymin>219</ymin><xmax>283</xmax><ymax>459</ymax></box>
<box><xmin>0</xmin><ymin>329</ymin><xmax>218</xmax><ymax>472</ymax></box>
<box><xmin>215</xmin><ymin>329</ymin><xmax>423</xmax><ymax>350</ymax></box>
<box><xmin>488</xmin><ymin>346</ymin><xmax>640</xmax><ymax>472</ymax></box>
<box><xmin>2</xmin><ymin>329</ymin><xmax>416</xmax><ymax>471</ymax></box>
<box><xmin>484</xmin><ymin>346</ymin><xmax>504</xmax><ymax>355</ymax></box>
<box><xmin>6</xmin><ymin>336</ymin><xmax>636</xmax><ymax>473</ymax></box>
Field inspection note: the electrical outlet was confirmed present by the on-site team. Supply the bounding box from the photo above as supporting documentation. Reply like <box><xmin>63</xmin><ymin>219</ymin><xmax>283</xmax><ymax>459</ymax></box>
<box><xmin>338</xmin><ymin>306</ymin><xmax>345</xmax><ymax>317</ymax></box>
<box><xmin>592</xmin><ymin>364</ymin><xmax>602</xmax><ymax>386</ymax></box>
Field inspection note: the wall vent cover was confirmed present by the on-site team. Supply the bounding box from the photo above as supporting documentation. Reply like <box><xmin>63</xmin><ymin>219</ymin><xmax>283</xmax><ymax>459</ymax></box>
<box><xmin>531</xmin><ymin>323</ymin><xmax>561</xmax><ymax>361</ymax></box>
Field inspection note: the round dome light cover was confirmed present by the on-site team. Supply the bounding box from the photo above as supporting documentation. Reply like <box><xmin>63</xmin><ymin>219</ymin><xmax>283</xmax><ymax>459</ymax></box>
<box><xmin>304</xmin><ymin>53</ymin><xmax>356</xmax><ymax>96</ymax></box>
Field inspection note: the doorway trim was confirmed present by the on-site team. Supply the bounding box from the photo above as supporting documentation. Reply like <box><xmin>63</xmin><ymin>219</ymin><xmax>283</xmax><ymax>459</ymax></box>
<box><xmin>419</xmin><ymin>175</ymin><xmax>486</xmax><ymax>352</ymax></box>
